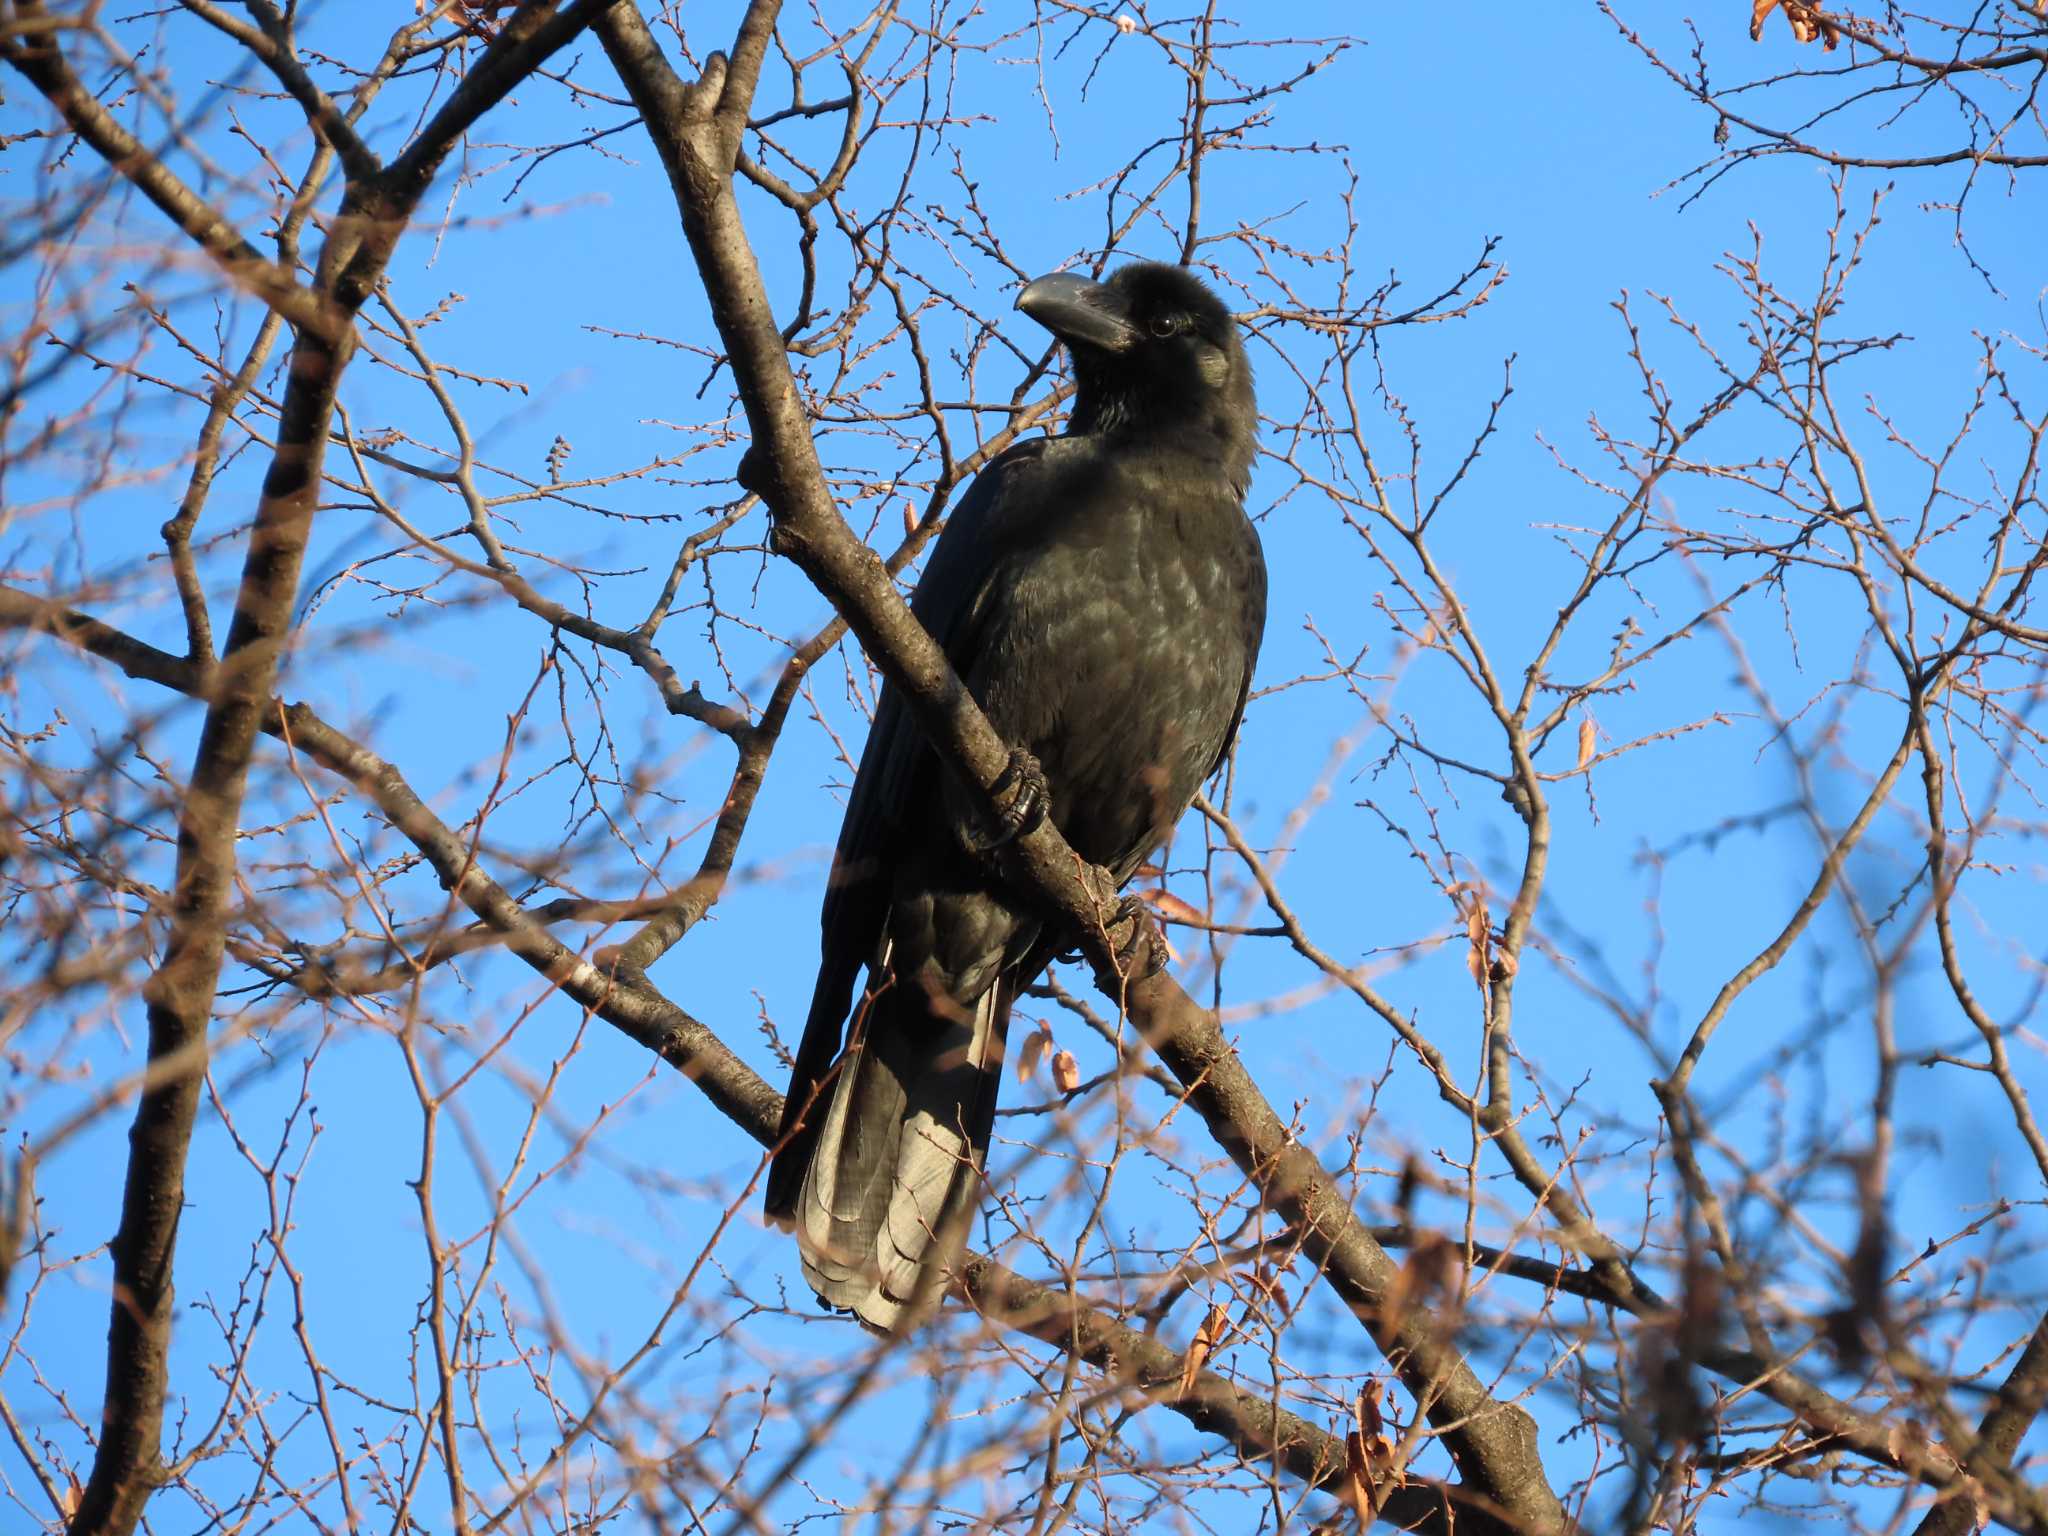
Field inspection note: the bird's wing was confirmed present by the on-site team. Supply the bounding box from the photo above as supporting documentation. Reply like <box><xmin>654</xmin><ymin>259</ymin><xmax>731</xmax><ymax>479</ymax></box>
<box><xmin>1210</xmin><ymin>513</ymin><xmax>1268</xmax><ymax>778</ymax></box>
<box><xmin>819</xmin><ymin>434</ymin><xmax>1058</xmax><ymax>954</ymax></box>
<box><xmin>764</xmin><ymin>434</ymin><xmax>1057</xmax><ymax>1219</ymax></box>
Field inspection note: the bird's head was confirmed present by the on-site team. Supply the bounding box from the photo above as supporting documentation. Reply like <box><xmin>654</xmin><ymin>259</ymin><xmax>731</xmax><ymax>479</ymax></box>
<box><xmin>1017</xmin><ymin>261</ymin><xmax>1256</xmax><ymax>494</ymax></box>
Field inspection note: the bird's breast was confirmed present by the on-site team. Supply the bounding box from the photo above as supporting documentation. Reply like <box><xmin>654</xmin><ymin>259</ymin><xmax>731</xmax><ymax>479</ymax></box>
<box><xmin>968</xmin><ymin>482</ymin><xmax>1258</xmax><ymax>871</ymax></box>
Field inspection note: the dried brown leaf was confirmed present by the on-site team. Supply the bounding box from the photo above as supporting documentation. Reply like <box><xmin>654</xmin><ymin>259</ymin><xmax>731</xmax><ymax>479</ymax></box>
<box><xmin>1405</xmin><ymin>1236</ymin><xmax>1458</xmax><ymax>1305</ymax></box>
<box><xmin>1577</xmin><ymin>715</ymin><xmax>1597</xmax><ymax>771</ymax></box>
<box><xmin>1964</xmin><ymin>1477</ymin><xmax>1992</xmax><ymax>1531</ymax></box>
<box><xmin>1179</xmin><ymin>1302</ymin><xmax>1230</xmax><ymax>1397</ymax></box>
<box><xmin>1359</xmin><ymin>1380</ymin><xmax>1387</xmax><ymax>1441</ymax></box>
<box><xmin>1136</xmin><ymin>886</ymin><xmax>1205</xmax><ymax>926</ymax></box>
<box><xmin>1242</xmin><ymin>1265</ymin><xmax>1296</xmax><ymax>1320</ymax></box>
<box><xmin>1051</xmin><ymin>1049</ymin><xmax>1080</xmax><ymax>1094</ymax></box>
<box><xmin>1342</xmin><ymin>1382</ymin><xmax>1405</xmax><ymax>1517</ymax></box>
<box><xmin>1342</xmin><ymin>1427</ymin><xmax>1377</xmax><ymax>1524</ymax></box>
<box><xmin>1883</xmin><ymin>1419</ymin><xmax>1961</xmax><ymax>1473</ymax></box>
<box><xmin>1749</xmin><ymin>0</ymin><xmax>1841</xmax><ymax>48</ymax></box>
<box><xmin>1015</xmin><ymin>1019</ymin><xmax>1053</xmax><ymax>1083</ymax></box>
<box><xmin>1380</xmin><ymin>1236</ymin><xmax>1460</xmax><ymax>1337</ymax></box>
<box><xmin>1463</xmin><ymin>899</ymin><xmax>1490</xmax><ymax>991</ymax></box>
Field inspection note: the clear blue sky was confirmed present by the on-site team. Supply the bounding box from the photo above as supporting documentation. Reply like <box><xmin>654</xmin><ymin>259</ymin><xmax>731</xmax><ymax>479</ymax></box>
<box><xmin>3</xmin><ymin>1</ymin><xmax>2043</xmax><ymax>1530</ymax></box>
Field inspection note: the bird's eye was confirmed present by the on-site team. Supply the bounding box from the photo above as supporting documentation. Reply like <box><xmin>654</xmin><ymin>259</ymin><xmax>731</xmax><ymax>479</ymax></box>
<box><xmin>1147</xmin><ymin>314</ymin><xmax>1181</xmax><ymax>339</ymax></box>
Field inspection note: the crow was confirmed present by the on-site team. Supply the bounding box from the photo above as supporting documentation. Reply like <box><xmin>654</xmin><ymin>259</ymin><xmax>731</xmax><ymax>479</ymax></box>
<box><xmin>763</xmin><ymin>260</ymin><xmax>1266</xmax><ymax>1331</ymax></box>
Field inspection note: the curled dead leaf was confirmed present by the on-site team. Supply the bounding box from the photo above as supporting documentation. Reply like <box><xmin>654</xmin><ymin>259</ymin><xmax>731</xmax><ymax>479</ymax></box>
<box><xmin>1882</xmin><ymin>1417</ymin><xmax>1963</xmax><ymax>1473</ymax></box>
<box><xmin>903</xmin><ymin>500</ymin><xmax>918</xmax><ymax>538</ymax></box>
<box><xmin>1381</xmin><ymin>1234</ymin><xmax>1459</xmax><ymax>1337</ymax></box>
<box><xmin>1051</xmin><ymin>1050</ymin><xmax>1081</xmax><ymax>1094</ymax></box>
<box><xmin>1749</xmin><ymin>0</ymin><xmax>1842</xmax><ymax>49</ymax></box>
<box><xmin>1463</xmin><ymin>898</ymin><xmax>1491</xmax><ymax>992</ymax></box>
<box><xmin>1243</xmin><ymin>1265</ymin><xmax>1294</xmax><ymax>1319</ymax></box>
<box><xmin>1016</xmin><ymin>1019</ymin><xmax>1053</xmax><ymax>1083</ymax></box>
<box><xmin>1359</xmin><ymin>1380</ymin><xmax>1386</xmax><ymax>1440</ymax></box>
<box><xmin>1342</xmin><ymin>1381</ymin><xmax>1405</xmax><ymax>1521</ymax></box>
<box><xmin>1342</xmin><ymin>1425</ymin><xmax>1377</xmax><ymax>1524</ymax></box>
<box><xmin>1179</xmin><ymin>1302</ymin><xmax>1230</xmax><ymax>1397</ymax></box>
<box><xmin>1136</xmin><ymin>886</ymin><xmax>1205</xmax><ymax>926</ymax></box>
<box><xmin>1577</xmin><ymin>715</ymin><xmax>1597</xmax><ymax>771</ymax></box>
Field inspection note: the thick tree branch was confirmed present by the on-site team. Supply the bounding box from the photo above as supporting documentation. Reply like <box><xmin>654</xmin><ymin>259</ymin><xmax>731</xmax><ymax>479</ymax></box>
<box><xmin>15</xmin><ymin>584</ymin><xmax>2048</xmax><ymax>1532</ymax></box>
<box><xmin>174</xmin><ymin>0</ymin><xmax>382</xmax><ymax>183</ymax></box>
<box><xmin>1914</xmin><ymin>1311</ymin><xmax>2048</xmax><ymax>1536</ymax></box>
<box><xmin>593</xmin><ymin>2</ymin><xmax>1564</xmax><ymax>1528</ymax></box>
<box><xmin>0</xmin><ymin>589</ymin><xmax>1465</xmax><ymax>1530</ymax></box>
<box><xmin>0</xmin><ymin>8</ymin><xmax>611</xmax><ymax>1531</ymax></box>
<box><xmin>262</xmin><ymin>706</ymin><xmax>1462</xmax><ymax>1536</ymax></box>
<box><xmin>66</xmin><ymin>316</ymin><xmax>344</xmax><ymax>1536</ymax></box>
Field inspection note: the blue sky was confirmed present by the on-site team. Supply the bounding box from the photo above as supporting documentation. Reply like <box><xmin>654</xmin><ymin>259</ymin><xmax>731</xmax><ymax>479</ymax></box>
<box><xmin>3</xmin><ymin>1</ymin><xmax>2044</xmax><ymax>1530</ymax></box>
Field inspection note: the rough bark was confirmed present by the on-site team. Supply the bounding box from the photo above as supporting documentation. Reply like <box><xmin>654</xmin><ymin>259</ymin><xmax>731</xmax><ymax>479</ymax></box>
<box><xmin>1914</xmin><ymin>1312</ymin><xmax>2048</xmax><ymax>1536</ymax></box>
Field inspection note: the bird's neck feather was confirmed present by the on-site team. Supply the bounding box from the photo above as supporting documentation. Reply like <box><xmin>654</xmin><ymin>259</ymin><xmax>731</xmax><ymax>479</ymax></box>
<box><xmin>1070</xmin><ymin>392</ymin><xmax>1254</xmax><ymax>498</ymax></box>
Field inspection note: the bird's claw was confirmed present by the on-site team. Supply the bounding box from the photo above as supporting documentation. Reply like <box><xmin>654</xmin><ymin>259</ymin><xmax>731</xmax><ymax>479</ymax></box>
<box><xmin>1052</xmin><ymin>887</ymin><xmax>1166</xmax><ymax>981</ymax></box>
<box><xmin>962</xmin><ymin>748</ymin><xmax>1050</xmax><ymax>853</ymax></box>
<box><xmin>1107</xmin><ymin>893</ymin><xmax>1169</xmax><ymax>981</ymax></box>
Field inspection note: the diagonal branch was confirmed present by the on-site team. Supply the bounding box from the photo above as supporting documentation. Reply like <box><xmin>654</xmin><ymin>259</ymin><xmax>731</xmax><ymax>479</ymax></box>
<box><xmin>16</xmin><ymin>585</ymin><xmax>2048</xmax><ymax>1532</ymax></box>
<box><xmin>0</xmin><ymin>0</ymin><xmax>333</xmax><ymax>338</ymax></box>
<box><xmin>1</xmin><ymin>8</ymin><xmax>613</xmax><ymax>1532</ymax></box>
<box><xmin>0</xmin><ymin>588</ymin><xmax>1467</xmax><ymax>1532</ymax></box>
<box><xmin>593</xmin><ymin>2</ymin><xmax>1565</xmax><ymax>1528</ymax></box>
<box><xmin>174</xmin><ymin>0</ymin><xmax>382</xmax><ymax>183</ymax></box>
<box><xmin>1913</xmin><ymin>1312</ymin><xmax>2048</xmax><ymax>1536</ymax></box>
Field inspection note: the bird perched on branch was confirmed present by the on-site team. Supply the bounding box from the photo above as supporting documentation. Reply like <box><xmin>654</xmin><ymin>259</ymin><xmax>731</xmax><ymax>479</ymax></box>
<box><xmin>763</xmin><ymin>260</ymin><xmax>1266</xmax><ymax>1331</ymax></box>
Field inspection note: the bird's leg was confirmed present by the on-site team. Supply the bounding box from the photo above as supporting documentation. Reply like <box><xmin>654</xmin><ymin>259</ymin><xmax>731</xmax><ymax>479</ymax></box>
<box><xmin>960</xmin><ymin>747</ymin><xmax>1050</xmax><ymax>852</ymax></box>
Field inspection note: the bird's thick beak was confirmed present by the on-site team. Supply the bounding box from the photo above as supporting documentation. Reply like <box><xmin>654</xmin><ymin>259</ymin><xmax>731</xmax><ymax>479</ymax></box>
<box><xmin>1017</xmin><ymin>271</ymin><xmax>1137</xmax><ymax>354</ymax></box>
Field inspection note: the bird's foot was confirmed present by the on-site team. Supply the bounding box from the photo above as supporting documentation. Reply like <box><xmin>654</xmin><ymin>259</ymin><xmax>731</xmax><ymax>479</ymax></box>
<box><xmin>1052</xmin><ymin>883</ymin><xmax>1167</xmax><ymax>982</ymax></box>
<box><xmin>1064</xmin><ymin>888</ymin><xmax>1163</xmax><ymax>987</ymax></box>
<box><xmin>962</xmin><ymin>747</ymin><xmax>1050</xmax><ymax>853</ymax></box>
<box><xmin>1101</xmin><ymin>893</ymin><xmax>1168</xmax><ymax>983</ymax></box>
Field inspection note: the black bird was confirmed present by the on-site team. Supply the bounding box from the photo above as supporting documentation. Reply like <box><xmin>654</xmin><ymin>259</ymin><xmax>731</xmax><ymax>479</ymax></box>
<box><xmin>763</xmin><ymin>261</ymin><xmax>1266</xmax><ymax>1330</ymax></box>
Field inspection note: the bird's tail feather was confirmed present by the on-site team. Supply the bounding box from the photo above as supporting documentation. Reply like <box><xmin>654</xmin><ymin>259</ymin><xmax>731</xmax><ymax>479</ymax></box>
<box><xmin>790</xmin><ymin>974</ymin><xmax>1011</xmax><ymax>1332</ymax></box>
